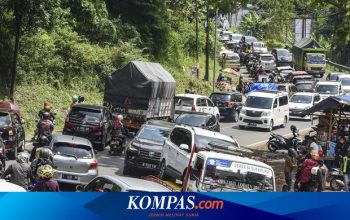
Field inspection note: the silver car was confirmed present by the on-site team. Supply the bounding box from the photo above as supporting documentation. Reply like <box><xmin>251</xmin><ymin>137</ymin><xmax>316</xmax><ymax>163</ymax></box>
<box><xmin>49</xmin><ymin>134</ymin><xmax>98</xmax><ymax>185</ymax></box>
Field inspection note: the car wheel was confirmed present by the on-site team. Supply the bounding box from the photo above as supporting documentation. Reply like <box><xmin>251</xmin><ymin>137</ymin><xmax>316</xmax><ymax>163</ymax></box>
<box><xmin>267</xmin><ymin>120</ymin><xmax>274</xmax><ymax>132</ymax></box>
<box><xmin>267</xmin><ymin>142</ymin><xmax>278</xmax><ymax>152</ymax></box>
<box><xmin>330</xmin><ymin>178</ymin><xmax>342</xmax><ymax>191</ymax></box>
<box><xmin>158</xmin><ymin>161</ymin><xmax>169</xmax><ymax>180</ymax></box>
<box><xmin>281</xmin><ymin>117</ymin><xmax>287</xmax><ymax>128</ymax></box>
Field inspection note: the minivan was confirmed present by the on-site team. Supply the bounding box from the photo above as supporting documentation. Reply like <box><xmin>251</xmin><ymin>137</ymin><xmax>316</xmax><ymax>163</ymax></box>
<box><xmin>315</xmin><ymin>81</ymin><xmax>342</xmax><ymax>100</ymax></box>
<box><xmin>238</xmin><ymin>90</ymin><xmax>289</xmax><ymax>131</ymax></box>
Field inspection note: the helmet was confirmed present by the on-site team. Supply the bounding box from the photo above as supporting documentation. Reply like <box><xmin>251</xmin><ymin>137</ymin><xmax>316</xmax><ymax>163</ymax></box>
<box><xmin>117</xmin><ymin>115</ymin><xmax>123</xmax><ymax>121</ymax></box>
<box><xmin>339</xmin><ymin>136</ymin><xmax>346</xmax><ymax>144</ymax></box>
<box><xmin>72</xmin><ymin>95</ymin><xmax>79</xmax><ymax>103</ymax></box>
<box><xmin>42</xmin><ymin>111</ymin><xmax>50</xmax><ymax>120</ymax></box>
<box><xmin>311</xmin><ymin>151</ymin><xmax>319</xmax><ymax>161</ymax></box>
<box><xmin>37</xmin><ymin>164</ymin><xmax>54</xmax><ymax>179</ymax></box>
<box><xmin>44</xmin><ymin>101</ymin><xmax>51</xmax><ymax>111</ymax></box>
<box><xmin>288</xmin><ymin>148</ymin><xmax>298</xmax><ymax>158</ymax></box>
<box><xmin>290</xmin><ymin>125</ymin><xmax>297</xmax><ymax>132</ymax></box>
<box><xmin>39</xmin><ymin>135</ymin><xmax>50</xmax><ymax>147</ymax></box>
<box><xmin>17</xmin><ymin>152</ymin><xmax>30</xmax><ymax>164</ymax></box>
<box><xmin>39</xmin><ymin>148</ymin><xmax>51</xmax><ymax>160</ymax></box>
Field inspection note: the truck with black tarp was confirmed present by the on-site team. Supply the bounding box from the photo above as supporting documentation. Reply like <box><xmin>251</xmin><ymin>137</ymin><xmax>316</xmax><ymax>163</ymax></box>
<box><xmin>292</xmin><ymin>38</ymin><xmax>327</xmax><ymax>77</ymax></box>
<box><xmin>104</xmin><ymin>61</ymin><xmax>176</xmax><ymax>130</ymax></box>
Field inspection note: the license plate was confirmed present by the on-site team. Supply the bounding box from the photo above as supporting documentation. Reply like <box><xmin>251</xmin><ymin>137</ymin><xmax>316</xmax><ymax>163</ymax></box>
<box><xmin>62</xmin><ymin>174</ymin><xmax>78</xmax><ymax>180</ymax></box>
<box><xmin>78</xmin><ymin>126</ymin><xmax>89</xmax><ymax>133</ymax></box>
<box><xmin>248</xmin><ymin>123</ymin><xmax>257</xmax><ymax>127</ymax></box>
<box><xmin>142</xmin><ymin>163</ymin><xmax>157</xmax><ymax>169</ymax></box>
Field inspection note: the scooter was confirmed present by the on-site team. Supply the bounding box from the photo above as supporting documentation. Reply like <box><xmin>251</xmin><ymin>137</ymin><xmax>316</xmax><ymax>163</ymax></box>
<box><xmin>109</xmin><ymin>135</ymin><xmax>124</xmax><ymax>156</ymax></box>
<box><xmin>267</xmin><ymin>132</ymin><xmax>302</xmax><ymax>152</ymax></box>
<box><xmin>327</xmin><ymin>168</ymin><xmax>349</xmax><ymax>191</ymax></box>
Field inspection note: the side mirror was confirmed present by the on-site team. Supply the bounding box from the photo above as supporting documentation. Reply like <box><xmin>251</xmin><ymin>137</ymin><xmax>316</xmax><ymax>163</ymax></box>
<box><xmin>179</xmin><ymin>144</ymin><xmax>190</xmax><ymax>152</ymax></box>
<box><xmin>76</xmin><ymin>185</ymin><xmax>84</xmax><ymax>192</ymax></box>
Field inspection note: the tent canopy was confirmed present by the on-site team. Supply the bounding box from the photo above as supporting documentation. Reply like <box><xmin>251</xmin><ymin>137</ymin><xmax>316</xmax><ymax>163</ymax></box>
<box><xmin>249</xmin><ymin>83</ymin><xmax>277</xmax><ymax>93</ymax></box>
<box><xmin>301</xmin><ymin>95</ymin><xmax>350</xmax><ymax>115</ymax></box>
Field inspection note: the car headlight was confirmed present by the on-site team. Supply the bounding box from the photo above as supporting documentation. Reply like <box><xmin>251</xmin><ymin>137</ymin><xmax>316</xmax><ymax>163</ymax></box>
<box><xmin>261</xmin><ymin>112</ymin><xmax>271</xmax><ymax>116</ymax></box>
<box><xmin>241</xmin><ymin>109</ymin><xmax>246</xmax><ymax>115</ymax></box>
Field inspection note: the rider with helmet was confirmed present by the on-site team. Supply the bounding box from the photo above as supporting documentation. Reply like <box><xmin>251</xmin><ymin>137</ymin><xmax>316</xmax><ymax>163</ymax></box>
<box><xmin>297</xmin><ymin>151</ymin><xmax>323</xmax><ymax>192</ymax></box>
<box><xmin>30</xmin><ymin>148</ymin><xmax>54</xmax><ymax>182</ymax></box>
<box><xmin>31</xmin><ymin>165</ymin><xmax>59</xmax><ymax>192</ymax></box>
<box><xmin>1</xmin><ymin>152</ymin><xmax>31</xmax><ymax>190</ymax></box>
<box><xmin>113</xmin><ymin>114</ymin><xmax>127</xmax><ymax>146</ymax></box>
<box><xmin>30</xmin><ymin>135</ymin><xmax>50</xmax><ymax>162</ymax></box>
<box><xmin>32</xmin><ymin>111</ymin><xmax>54</xmax><ymax>141</ymax></box>
<box><xmin>38</xmin><ymin>101</ymin><xmax>55</xmax><ymax>121</ymax></box>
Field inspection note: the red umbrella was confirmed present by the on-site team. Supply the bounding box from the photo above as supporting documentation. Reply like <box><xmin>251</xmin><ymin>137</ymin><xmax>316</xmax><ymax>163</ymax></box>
<box><xmin>0</xmin><ymin>101</ymin><xmax>21</xmax><ymax>116</ymax></box>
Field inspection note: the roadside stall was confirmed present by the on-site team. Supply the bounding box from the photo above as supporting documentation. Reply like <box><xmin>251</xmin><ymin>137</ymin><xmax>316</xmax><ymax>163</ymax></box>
<box><xmin>302</xmin><ymin>95</ymin><xmax>350</xmax><ymax>168</ymax></box>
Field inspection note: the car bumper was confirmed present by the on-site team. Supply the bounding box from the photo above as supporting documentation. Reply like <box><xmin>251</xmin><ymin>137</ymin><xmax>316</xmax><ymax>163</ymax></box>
<box><xmin>218</xmin><ymin>108</ymin><xmax>233</xmax><ymax>116</ymax></box>
<box><xmin>54</xmin><ymin>169</ymin><xmax>98</xmax><ymax>185</ymax></box>
<box><xmin>306</xmin><ymin>70</ymin><xmax>325</xmax><ymax>75</ymax></box>
<box><xmin>238</xmin><ymin>115</ymin><xmax>272</xmax><ymax>128</ymax></box>
<box><xmin>125</xmin><ymin>157</ymin><xmax>160</xmax><ymax>172</ymax></box>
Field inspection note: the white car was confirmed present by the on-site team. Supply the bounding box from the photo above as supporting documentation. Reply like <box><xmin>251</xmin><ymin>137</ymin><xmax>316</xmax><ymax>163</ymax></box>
<box><xmin>253</xmin><ymin>42</ymin><xmax>268</xmax><ymax>54</ymax></box>
<box><xmin>315</xmin><ymin>81</ymin><xmax>342</xmax><ymax>100</ymax></box>
<box><xmin>187</xmin><ymin>151</ymin><xmax>276</xmax><ymax>192</ymax></box>
<box><xmin>337</xmin><ymin>75</ymin><xmax>350</xmax><ymax>93</ymax></box>
<box><xmin>174</xmin><ymin>94</ymin><xmax>220</xmax><ymax>120</ymax></box>
<box><xmin>0</xmin><ymin>180</ymin><xmax>26</xmax><ymax>192</ymax></box>
<box><xmin>159</xmin><ymin>125</ymin><xmax>241</xmax><ymax>182</ymax></box>
<box><xmin>219</xmin><ymin>31</ymin><xmax>233</xmax><ymax>42</ymax></box>
<box><xmin>239</xmin><ymin>90</ymin><xmax>289</xmax><ymax>131</ymax></box>
<box><xmin>289</xmin><ymin>92</ymin><xmax>321</xmax><ymax>120</ymax></box>
<box><xmin>259</xmin><ymin>54</ymin><xmax>276</xmax><ymax>72</ymax></box>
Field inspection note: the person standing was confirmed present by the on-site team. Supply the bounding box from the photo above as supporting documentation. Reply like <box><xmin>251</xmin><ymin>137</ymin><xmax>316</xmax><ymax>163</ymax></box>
<box><xmin>342</xmin><ymin>149</ymin><xmax>350</xmax><ymax>191</ymax></box>
<box><xmin>284</xmin><ymin>148</ymin><xmax>297</xmax><ymax>191</ymax></box>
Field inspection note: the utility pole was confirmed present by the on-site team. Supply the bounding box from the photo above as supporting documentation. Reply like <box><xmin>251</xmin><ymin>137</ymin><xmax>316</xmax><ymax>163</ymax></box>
<box><xmin>213</xmin><ymin>9</ymin><xmax>218</xmax><ymax>92</ymax></box>
<box><xmin>195</xmin><ymin>0</ymin><xmax>199</xmax><ymax>78</ymax></box>
<box><xmin>204</xmin><ymin>0</ymin><xmax>209</xmax><ymax>81</ymax></box>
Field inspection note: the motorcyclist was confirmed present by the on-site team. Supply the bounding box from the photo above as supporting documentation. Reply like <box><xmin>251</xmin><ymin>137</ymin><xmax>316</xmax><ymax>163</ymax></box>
<box><xmin>38</xmin><ymin>101</ymin><xmax>55</xmax><ymax>121</ymax></box>
<box><xmin>290</xmin><ymin>125</ymin><xmax>299</xmax><ymax>138</ymax></box>
<box><xmin>71</xmin><ymin>95</ymin><xmax>79</xmax><ymax>107</ymax></box>
<box><xmin>112</xmin><ymin>114</ymin><xmax>127</xmax><ymax>146</ymax></box>
<box><xmin>30</xmin><ymin>148</ymin><xmax>54</xmax><ymax>182</ymax></box>
<box><xmin>1</xmin><ymin>152</ymin><xmax>31</xmax><ymax>190</ymax></box>
<box><xmin>31</xmin><ymin>165</ymin><xmax>59</xmax><ymax>192</ymax></box>
<box><xmin>258</xmin><ymin>66</ymin><xmax>266</xmax><ymax>75</ymax></box>
<box><xmin>297</xmin><ymin>152</ymin><xmax>323</xmax><ymax>192</ymax></box>
<box><xmin>30</xmin><ymin>135</ymin><xmax>50</xmax><ymax>162</ymax></box>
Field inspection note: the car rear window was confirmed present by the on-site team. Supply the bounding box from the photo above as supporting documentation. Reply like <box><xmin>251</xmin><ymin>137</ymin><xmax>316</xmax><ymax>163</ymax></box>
<box><xmin>175</xmin><ymin>114</ymin><xmax>208</xmax><ymax>127</ymax></box>
<box><xmin>137</xmin><ymin>125</ymin><xmax>170</xmax><ymax>143</ymax></box>
<box><xmin>0</xmin><ymin>113</ymin><xmax>10</xmax><ymax>126</ymax></box>
<box><xmin>175</xmin><ymin>97</ymin><xmax>194</xmax><ymax>106</ymax></box>
<box><xmin>69</xmin><ymin>107</ymin><xmax>102</xmax><ymax>123</ymax></box>
<box><xmin>210</xmin><ymin>94</ymin><xmax>231</xmax><ymax>102</ymax></box>
<box><xmin>53</xmin><ymin>142</ymin><xmax>93</xmax><ymax>159</ymax></box>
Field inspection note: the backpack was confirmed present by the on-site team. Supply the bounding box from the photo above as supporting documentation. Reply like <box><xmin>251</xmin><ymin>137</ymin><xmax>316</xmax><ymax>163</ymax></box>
<box><xmin>299</xmin><ymin>159</ymin><xmax>318</xmax><ymax>184</ymax></box>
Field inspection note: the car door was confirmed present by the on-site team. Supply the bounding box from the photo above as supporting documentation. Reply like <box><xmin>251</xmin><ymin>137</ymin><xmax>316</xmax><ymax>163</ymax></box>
<box><xmin>174</xmin><ymin>128</ymin><xmax>193</xmax><ymax>179</ymax></box>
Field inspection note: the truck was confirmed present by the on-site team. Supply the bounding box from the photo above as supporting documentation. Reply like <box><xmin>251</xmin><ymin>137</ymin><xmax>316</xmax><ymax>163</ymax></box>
<box><xmin>104</xmin><ymin>61</ymin><xmax>176</xmax><ymax>130</ymax></box>
<box><xmin>292</xmin><ymin>38</ymin><xmax>327</xmax><ymax>77</ymax></box>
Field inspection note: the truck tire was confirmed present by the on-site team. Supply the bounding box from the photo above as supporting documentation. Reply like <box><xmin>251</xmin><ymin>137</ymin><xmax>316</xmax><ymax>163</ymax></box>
<box><xmin>158</xmin><ymin>161</ymin><xmax>170</xmax><ymax>181</ymax></box>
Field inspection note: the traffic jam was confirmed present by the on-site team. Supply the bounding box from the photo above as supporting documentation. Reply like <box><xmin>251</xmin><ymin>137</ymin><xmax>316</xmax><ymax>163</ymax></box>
<box><xmin>0</xmin><ymin>31</ymin><xmax>349</xmax><ymax>193</ymax></box>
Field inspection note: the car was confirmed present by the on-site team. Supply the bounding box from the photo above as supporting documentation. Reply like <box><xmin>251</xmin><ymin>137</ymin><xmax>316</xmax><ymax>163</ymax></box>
<box><xmin>337</xmin><ymin>75</ymin><xmax>350</xmax><ymax>93</ymax></box>
<box><xmin>271</xmin><ymin>48</ymin><xmax>292</xmax><ymax>67</ymax></box>
<box><xmin>252</xmin><ymin>42</ymin><xmax>268</xmax><ymax>54</ymax></box>
<box><xmin>326</xmin><ymin>72</ymin><xmax>345</xmax><ymax>81</ymax></box>
<box><xmin>175</xmin><ymin>112</ymin><xmax>220</xmax><ymax>132</ymax></box>
<box><xmin>49</xmin><ymin>134</ymin><xmax>98</xmax><ymax>185</ymax></box>
<box><xmin>76</xmin><ymin>175</ymin><xmax>173</xmax><ymax>192</ymax></box>
<box><xmin>292</xmin><ymin>75</ymin><xmax>314</xmax><ymax>84</ymax></box>
<box><xmin>63</xmin><ymin>104</ymin><xmax>114</xmax><ymax>151</ymax></box>
<box><xmin>210</xmin><ymin>91</ymin><xmax>243</xmax><ymax>122</ymax></box>
<box><xmin>0</xmin><ymin>180</ymin><xmax>26</xmax><ymax>192</ymax></box>
<box><xmin>219</xmin><ymin>31</ymin><xmax>233</xmax><ymax>42</ymax></box>
<box><xmin>259</xmin><ymin>54</ymin><xmax>276</xmax><ymax>72</ymax></box>
<box><xmin>315</xmin><ymin>81</ymin><xmax>342</xmax><ymax>100</ymax></box>
<box><xmin>220</xmin><ymin>51</ymin><xmax>240</xmax><ymax>71</ymax></box>
<box><xmin>289</xmin><ymin>92</ymin><xmax>321</xmax><ymax>120</ymax></box>
<box><xmin>0</xmin><ymin>102</ymin><xmax>25</xmax><ymax>159</ymax></box>
<box><xmin>187</xmin><ymin>151</ymin><xmax>276</xmax><ymax>192</ymax></box>
<box><xmin>174</xmin><ymin>94</ymin><xmax>220</xmax><ymax>120</ymax></box>
<box><xmin>238</xmin><ymin>90</ymin><xmax>289</xmax><ymax>131</ymax></box>
<box><xmin>229</xmin><ymin>33</ymin><xmax>243</xmax><ymax>43</ymax></box>
<box><xmin>123</xmin><ymin>120</ymin><xmax>175</xmax><ymax>175</ymax></box>
<box><xmin>244</xmin><ymin>36</ymin><xmax>258</xmax><ymax>44</ymax></box>
<box><xmin>295</xmin><ymin>80</ymin><xmax>317</xmax><ymax>92</ymax></box>
<box><xmin>159</xmin><ymin>125</ymin><xmax>241</xmax><ymax>183</ymax></box>
<box><xmin>276</xmin><ymin>83</ymin><xmax>298</xmax><ymax>98</ymax></box>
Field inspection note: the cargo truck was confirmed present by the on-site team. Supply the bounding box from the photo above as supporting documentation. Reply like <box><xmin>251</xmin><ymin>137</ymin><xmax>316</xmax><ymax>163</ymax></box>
<box><xmin>292</xmin><ymin>38</ymin><xmax>327</xmax><ymax>77</ymax></box>
<box><xmin>104</xmin><ymin>61</ymin><xmax>176</xmax><ymax>130</ymax></box>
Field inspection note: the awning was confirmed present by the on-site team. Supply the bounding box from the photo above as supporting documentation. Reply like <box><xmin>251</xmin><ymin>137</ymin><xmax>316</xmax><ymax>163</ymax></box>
<box><xmin>301</xmin><ymin>95</ymin><xmax>350</xmax><ymax>115</ymax></box>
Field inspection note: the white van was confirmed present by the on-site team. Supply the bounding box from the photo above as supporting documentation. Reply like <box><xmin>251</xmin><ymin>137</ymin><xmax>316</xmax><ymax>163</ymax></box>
<box><xmin>315</xmin><ymin>81</ymin><xmax>342</xmax><ymax>100</ymax></box>
<box><xmin>187</xmin><ymin>151</ymin><xmax>276</xmax><ymax>192</ymax></box>
<box><xmin>337</xmin><ymin>75</ymin><xmax>350</xmax><ymax>93</ymax></box>
<box><xmin>238</xmin><ymin>90</ymin><xmax>289</xmax><ymax>131</ymax></box>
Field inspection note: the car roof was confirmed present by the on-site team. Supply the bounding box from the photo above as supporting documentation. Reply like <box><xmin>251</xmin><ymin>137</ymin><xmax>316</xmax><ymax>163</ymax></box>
<box><xmin>274</xmin><ymin>48</ymin><xmax>289</xmax><ymax>52</ymax></box>
<box><xmin>292</xmin><ymin>92</ymin><xmax>318</xmax><ymax>96</ymax></box>
<box><xmin>52</xmin><ymin>134</ymin><xmax>92</xmax><ymax>147</ymax></box>
<box><xmin>176</xmin><ymin>94</ymin><xmax>208</xmax><ymax>99</ymax></box>
<box><xmin>249</xmin><ymin>90</ymin><xmax>287</xmax><ymax>98</ymax></box>
<box><xmin>174</xmin><ymin>125</ymin><xmax>236</xmax><ymax>143</ymax></box>
<box><xmin>317</xmin><ymin>81</ymin><xmax>341</xmax><ymax>85</ymax></box>
<box><xmin>0</xmin><ymin>180</ymin><xmax>26</xmax><ymax>192</ymax></box>
<box><xmin>100</xmin><ymin>175</ymin><xmax>171</xmax><ymax>192</ymax></box>
<box><xmin>72</xmin><ymin>104</ymin><xmax>106</xmax><ymax>111</ymax></box>
<box><xmin>177</xmin><ymin>112</ymin><xmax>213</xmax><ymax>118</ymax></box>
<box><xmin>211</xmin><ymin>91</ymin><xmax>241</xmax><ymax>95</ymax></box>
<box><xmin>144</xmin><ymin>120</ymin><xmax>176</xmax><ymax>129</ymax></box>
<box><xmin>295</xmin><ymin>80</ymin><xmax>315</xmax><ymax>84</ymax></box>
<box><xmin>197</xmin><ymin>151</ymin><xmax>273</xmax><ymax>171</ymax></box>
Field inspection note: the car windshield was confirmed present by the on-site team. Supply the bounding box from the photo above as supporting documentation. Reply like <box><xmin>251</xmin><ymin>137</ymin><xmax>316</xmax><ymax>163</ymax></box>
<box><xmin>195</xmin><ymin>135</ymin><xmax>238</xmax><ymax>151</ymax></box>
<box><xmin>307</xmin><ymin>54</ymin><xmax>325</xmax><ymax>64</ymax></box>
<box><xmin>246</xmin><ymin>96</ymin><xmax>273</xmax><ymax>109</ymax></box>
<box><xmin>261</xmin><ymin>56</ymin><xmax>274</xmax><ymax>61</ymax></box>
<box><xmin>175</xmin><ymin>114</ymin><xmax>208</xmax><ymax>127</ymax></box>
<box><xmin>0</xmin><ymin>113</ymin><xmax>10</xmax><ymax>126</ymax></box>
<box><xmin>211</xmin><ymin>94</ymin><xmax>231</xmax><ymax>102</ymax></box>
<box><xmin>53</xmin><ymin>142</ymin><xmax>93</xmax><ymax>159</ymax></box>
<box><xmin>137</xmin><ymin>125</ymin><xmax>170</xmax><ymax>143</ymax></box>
<box><xmin>226</xmin><ymin>54</ymin><xmax>239</xmax><ymax>60</ymax></box>
<box><xmin>296</xmin><ymin>83</ymin><xmax>313</xmax><ymax>92</ymax></box>
<box><xmin>175</xmin><ymin>97</ymin><xmax>194</xmax><ymax>107</ymax></box>
<box><xmin>202</xmin><ymin>159</ymin><xmax>274</xmax><ymax>192</ymax></box>
<box><xmin>316</xmin><ymin>85</ymin><xmax>338</xmax><ymax>95</ymax></box>
<box><xmin>277</xmin><ymin>49</ymin><xmax>290</xmax><ymax>56</ymax></box>
<box><xmin>290</xmin><ymin>95</ymin><xmax>312</xmax><ymax>104</ymax></box>
<box><xmin>340</xmin><ymin>78</ymin><xmax>350</xmax><ymax>86</ymax></box>
<box><xmin>69</xmin><ymin>107</ymin><xmax>102</xmax><ymax>124</ymax></box>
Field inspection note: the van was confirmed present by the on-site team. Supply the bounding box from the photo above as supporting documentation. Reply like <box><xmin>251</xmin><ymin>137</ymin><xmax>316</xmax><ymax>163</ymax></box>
<box><xmin>315</xmin><ymin>81</ymin><xmax>342</xmax><ymax>100</ymax></box>
<box><xmin>187</xmin><ymin>151</ymin><xmax>276</xmax><ymax>192</ymax></box>
<box><xmin>238</xmin><ymin>90</ymin><xmax>289</xmax><ymax>131</ymax></box>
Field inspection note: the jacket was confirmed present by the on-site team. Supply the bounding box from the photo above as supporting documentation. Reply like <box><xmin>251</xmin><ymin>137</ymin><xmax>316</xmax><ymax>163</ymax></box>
<box><xmin>1</xmin><ymin>162</ymin><xmax>31</xmax><ymax>189</ymax></box>
<box><xmin>31</xmin><ymin>179</ymin><xmax>59</xmax><ymax>192</ymax></box>
<box><xmin>343</xmin><ymin>156</ymin><xmax>350</xmax><ymax>174</ymax></box>
<box><xmin>284</xmin><ymin>155</ymin><xmax>296</xmax><ymax>172</ymax></box>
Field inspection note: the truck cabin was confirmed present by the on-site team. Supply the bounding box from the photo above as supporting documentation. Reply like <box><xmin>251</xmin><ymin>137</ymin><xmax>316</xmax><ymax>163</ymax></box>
<box><xmin>304</xmin><ymin>53</ymin><xmax>325</xmax><ymax>64</ymax></box>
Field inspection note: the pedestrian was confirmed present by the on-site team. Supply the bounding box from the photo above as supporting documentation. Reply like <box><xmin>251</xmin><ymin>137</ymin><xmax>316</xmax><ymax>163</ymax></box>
<box><xmin>283</xmin><ymin>148</ymin><xmax>297</xmax><ymax>191</ymax></box>
<box><xmin>335</xmin><ymin>136</ymin><xmax>348</xmax><ymax>167</ymax></box>
<box><xmin>342</xmin><ymin>148</ymin><xmax>350</xmax><ymax>191</ymax></box>
<box><xmin>1</xmin><ymin>152</ymin><xmax>31</xmax><ymax>190</ymax></box>
<box><xmin>31</xmin><ymin>165</ymin><xmax>59</xmax><ymax>192</ymax></box>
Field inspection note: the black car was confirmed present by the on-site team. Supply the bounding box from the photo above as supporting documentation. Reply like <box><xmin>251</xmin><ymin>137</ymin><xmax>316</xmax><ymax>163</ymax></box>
<box><xmin>123</xmin><ymin>120</ymin><xmax>175</xmax><ymax>175</ymax></box>
<box><xmin>210</xmin><ymin>92</ymin><xmax>243</xmax><ymax>122</ymax></box>
<box><xmin>175</xmin><ymin>112</ymin><xmax>220</xmax><ymax>132</ymax></box>
<box><xmin>0</xmin><ymin>109</ymin><xmax>25</xmax><ymax>159</ymax></box>
<box><xmin>63</xmin><ymin>104</ymin><xmax>114</xmax><ymax>151</ymax></box>
<box><xmin>295</xmin><ymin>80</ymin><xmax>316</xmax><ymax>92</ymax></box>
<box><xmin>271</xmin><ymin>48</ymin><xmax>292</xmax><ymax>67</ymax></box>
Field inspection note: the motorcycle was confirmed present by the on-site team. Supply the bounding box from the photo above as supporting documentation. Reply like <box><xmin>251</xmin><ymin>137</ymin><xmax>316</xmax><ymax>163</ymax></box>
<box><xmin>267</xmin><ymin>132</ymin><xmax>302</xmax><ymax>152</ymax></box>
<box><xmin>109</xmin><ymin>135</ymin><xmax>124</xmax><ymax>156</ymax></box>
<box><xmin>327</xmin><ymin>168</ymin><xmax>348</xmax><ymax>191</ymax></box>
